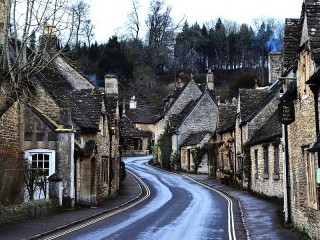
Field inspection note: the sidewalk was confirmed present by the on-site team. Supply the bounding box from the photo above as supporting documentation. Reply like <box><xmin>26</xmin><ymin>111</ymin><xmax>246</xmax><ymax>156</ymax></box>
<box><xmin>0</xmin><ymin>172</ymin><xmax>142</xmax><ymax>240</ymax></box>
<box><xmin>186</xmin><ymin>174</ymin><xmax>299</xmax><ymax>240</ymax></box>
<box><xmin>0</xmin><ymin>171</ymin><xmax>299</xmax><ymax>240</ymax></box>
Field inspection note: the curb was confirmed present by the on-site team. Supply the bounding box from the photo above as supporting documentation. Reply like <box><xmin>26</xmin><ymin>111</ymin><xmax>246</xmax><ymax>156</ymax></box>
<box><xmin>28</xmin><ymin>171</ymin><xmax>145</xmax><ymax>239</ymax></box>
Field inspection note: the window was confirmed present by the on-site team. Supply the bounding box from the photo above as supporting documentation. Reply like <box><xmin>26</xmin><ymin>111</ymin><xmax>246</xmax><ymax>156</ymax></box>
<box><xmin>263</xmin><ymin>145</ymin><xmax>269</xmax><ymax>178</ymax></box>
<box><xmin>101</xmin><ymin>157</ymin><xmax>109</xmax><ymax>185</ymax></box>
<box><xmin>25</xmin><ymin>149</ymin><xmax>55</xmax><ymax>200</ymax></box>
<box><xmin>274</xmin><ymin>145</ymin><xmax>280</xmax><ymax>175</ymax></box>
<box><xmin>221</xmin><ymin>153</ymin><xmax>224</xmax><ymax>169</ymax></box>
<box><xmin>254</xmin><ymin>149</ymin><xmax>258</xmax><ymax>172</ymax></box>
<box><xmin>306</xmin><ymin>152</ymin><xmax>318</xmax><ymax>209</ymax></box>
<box><xmin>25</xmin><ymin>149</ymin><xmax>55</xmax><ymax>177</ymax></box>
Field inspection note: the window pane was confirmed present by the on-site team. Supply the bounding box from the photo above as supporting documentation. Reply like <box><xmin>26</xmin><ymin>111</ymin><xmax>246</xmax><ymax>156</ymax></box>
<box><xmin>38</xmin><ymin>154</ymin><xmax>44</xmax><ymax>160</ymax></box>
<box><xmin>44</xmin><ymin>161</ymin><xmax>49</xmax><ymax>168</ymax></box>
<box><xmin>32</xmin><ymin>161</ymin><xmax>37</xmax><ymax>168</ymax></box>
<box><xmin>32</xmin><ymin>155</ymin><xmax>37</xmax><ymax>161</ymax></box>
<box><xmin>44</xmin><ymin>154</ymin><xmax>49</xmax><ymax>160</ymax></box>
<box><xmin>38</xmin><ymin>161</ymin><xmax>43</xmax><ymax>168</ymax></box>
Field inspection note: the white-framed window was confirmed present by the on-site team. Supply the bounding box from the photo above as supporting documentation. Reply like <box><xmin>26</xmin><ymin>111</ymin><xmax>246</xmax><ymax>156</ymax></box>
<box><xmin>24</xmin><ymin>149</ymin><xmax>55</xmax><ymax>200</ymax></box>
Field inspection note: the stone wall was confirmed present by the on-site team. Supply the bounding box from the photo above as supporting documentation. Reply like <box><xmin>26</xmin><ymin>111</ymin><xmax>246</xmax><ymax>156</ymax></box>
<box><xmin>250</xmin><ymin>143</ymin><xmax>284</xmax><ymax>197</ymax></box>
<box><xmin>287</xmin><ymin>49</ymin><xmax>320</xmax><ymax>238</ymax></box>
<box><xmin>0</xmin><ymin>199</ymin><xmax>59</xmax><ymax>225</ymax></box>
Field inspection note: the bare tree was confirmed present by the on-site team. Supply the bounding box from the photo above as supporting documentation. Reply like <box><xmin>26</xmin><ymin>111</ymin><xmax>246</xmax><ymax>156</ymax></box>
<box><xmin>0</xmin><ymin>0</ymin><xmax>76</xmax><ymax>116</ymax></box>
<box><xmin>126</xmin><ymin>0</ymin><xmax>141</xmax><ymax>40</ymax></box>
<box><xmin>70</xmin><ymin>0</ymin><xmax>89</xmax><ymax>47</ymax></box>
<box><xmin>82</xmin><ymin>19</ymin><xmax>94</xmax><ymax>47</ymax></box>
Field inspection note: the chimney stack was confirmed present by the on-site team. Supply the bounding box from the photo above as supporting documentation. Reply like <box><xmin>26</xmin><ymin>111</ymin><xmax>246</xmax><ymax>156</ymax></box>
<box><xmin>130</xmin><ymin>96</ymin><xmax>137</xmax><ymax>109</ymax></box>
<box><xmin>268</xmin><ymin>52</ymin><xmax>283</xmax><ymax>84</ymax></box>
<box><xmin>39</xmin><ymin>25</ymin><xmax>58</xmax><ymax>52</ymax></box>
<box><xmin>104</xmin><ymin>74</ymin><xmax>118</xmax><ymax>95</ymax></box>
<box><xmin>206</xmin><ymin>69</ymin><xmax>214</xmax><ymax>90</ymax></box>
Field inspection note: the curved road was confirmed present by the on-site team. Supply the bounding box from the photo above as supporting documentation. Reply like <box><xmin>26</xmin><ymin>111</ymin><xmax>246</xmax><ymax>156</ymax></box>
<box><xmin>46</xmin><ymin>156</ymin><xmax>242</xmax><ymax>240</ymax></box>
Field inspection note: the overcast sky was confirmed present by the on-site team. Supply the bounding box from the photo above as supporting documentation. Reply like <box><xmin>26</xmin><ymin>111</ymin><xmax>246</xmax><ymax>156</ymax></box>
<box><xmin>85</xmin><ymin>0</ymin><xmax>304</xmax><ymax>44</ymax></box>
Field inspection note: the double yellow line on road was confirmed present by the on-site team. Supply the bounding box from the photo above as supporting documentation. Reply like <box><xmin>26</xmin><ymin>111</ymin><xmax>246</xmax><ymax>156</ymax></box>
<box><xmin>42</xmin><ymin>171</ymin><xmax>150</xmax><ymax>240</ymax></box>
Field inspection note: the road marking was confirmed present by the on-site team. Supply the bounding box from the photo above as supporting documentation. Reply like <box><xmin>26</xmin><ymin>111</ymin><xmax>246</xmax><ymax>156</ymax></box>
<box><xmin>41</xmin><ymin>171</ymin><xmax>150</xmax><ymax>240</ymax></box>
<box><xmin>185</xmin><ymin>176</ymin><xmax>237</xmax><ymax>240</ymax></box>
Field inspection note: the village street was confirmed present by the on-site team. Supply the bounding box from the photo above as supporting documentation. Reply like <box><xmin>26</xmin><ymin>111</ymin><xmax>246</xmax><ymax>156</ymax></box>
<box><xmin>39</xmin><ymin>156</ymin><xmax>245</xmax><ymax>240</ymax></box>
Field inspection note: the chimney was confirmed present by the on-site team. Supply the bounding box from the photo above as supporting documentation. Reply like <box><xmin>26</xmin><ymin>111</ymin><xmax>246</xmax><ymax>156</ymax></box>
<box><xmin>130</xmin><ymin>96</ymin><xmax>137</xmax><ymax>109</ymax></box>
<box><xmin>206</xmin><ymin>69</ymin><xmax>214</xmax><ymax>90</ymax></box>
<box><xmin>268</xmin><ymin>52</ymin><xmax>283</xmax><ymax>84</ymax></box>
<box><xmin>104</xmin><ymin>74</ymin><xmax>118</xmax><ymax>95</ymax></box>
<box><xmin>122</xmin><ymin>100</ymin><xmax>126</xmax><ymax>117</ymax></box>
<box><xmin>39</xmin><ymin>25</ymin><xmax>58</xmax><ymax>52</ymax></box>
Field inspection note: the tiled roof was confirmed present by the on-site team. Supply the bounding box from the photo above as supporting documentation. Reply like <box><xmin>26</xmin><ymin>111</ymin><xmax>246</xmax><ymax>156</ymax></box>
<box><xmin>120</xmin><ymin>115</ymin><xmax>149</xmax><ymax>138</ymax></box>
<box><xmin>35</xmin><ymin>65</ymin><xmax>103</xmax><ymax>130</ymax></box>
<box><xmin>305</xmin><ymin>1</ymin><xmax>320</xmax><ymax>62</ymax></box>
<box><xmin>283</xmin><ymin>1</ymin><xmax>320</xmax><ymax>67</ymax></box>
<box><xmin>105</xmin><ymin>96</ymin><xmax>118</xmax><ymax>125</ymax></box>
<box><xmin>246</xmin><ymin>110</ymin><xmax>282</xmax><ymax>146</ymax></box>
<box><xmin>218</xmin><ymin>103</ymin><xmax>237</xmax><ymax>133</ymax></box>
<box><xmin>181</xmin><ymin>131</ymin><xmax>211</xmax><ymax>147</ymax></box>
<box><xmin>169</xmin><ymin>99</ymin><xmax>196</xmax><ymax>132</ymax></box>
<box><xmin>69</xmin><ymin>89</ymin><xmax>103</xmax><ymax>130</ymax></box>
<box><xmin>283</xmin><ymin>18</ymin><xmax>300</xmax><ymax>69</ymax></box>
<box><xmin>239</xmin><ymin>88</ymin><xmax>272</xmax><ymax>124</ymax></box>
<box><xmin>126</xmin><ymin>105</ymin><xmax>163</xmax><ymax>124</ymax></box>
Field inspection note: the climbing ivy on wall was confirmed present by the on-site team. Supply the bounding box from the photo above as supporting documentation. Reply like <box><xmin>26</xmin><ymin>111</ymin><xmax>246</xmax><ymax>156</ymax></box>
<box><xmin>158</xmin><ymin>128</ymin><xmax>172</xmax><ymax>170</ymax></box>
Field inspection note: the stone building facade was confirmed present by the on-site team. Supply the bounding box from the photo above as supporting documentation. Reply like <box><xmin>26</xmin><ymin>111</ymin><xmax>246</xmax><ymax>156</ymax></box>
<box><xmin>279</xmin><ymin>1</ymin><xmax>320</xmax><ymax>238</ymax></box>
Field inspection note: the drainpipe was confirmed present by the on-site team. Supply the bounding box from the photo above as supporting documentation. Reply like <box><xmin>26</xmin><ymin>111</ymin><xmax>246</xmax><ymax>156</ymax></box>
<box><xmin>233</xmin><ymin>129</ymin><xmax>237</xmax><ymax>180</ymax></box>
<box><xmin>108</xmin><ymin>126</ymin><xmax>113</xmax><ymax>195</ymax></box>
<box><xmin>284</xmin><ymin>124</ymin><xmax>291</xmax><ymax>224</ymax></box>
<box><xmin>240</xmin><ymin>124</ymin><xmax>244</xmax><ymax>189</ymax></box>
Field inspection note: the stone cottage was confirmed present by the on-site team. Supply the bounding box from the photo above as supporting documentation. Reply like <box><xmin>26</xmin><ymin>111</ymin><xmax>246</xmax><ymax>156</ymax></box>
<box><xmin>0</xmin><ymin>42</ymin><xmax>121</xmax><ymax>208</ymax></box>
<box><xmin>215</xmin><ymin>100</ymin><xmax>237</xmax><ymax>179</ymax></box>
<box><xmin>246</xmin><ymin>109</ymin><xmax>283</xmax><ymax>197</ymax></box>
<box><xmin>279</xmin><ymin>1</ymin><xmax>320</xmax><ymax>238</ymax></box>
<box><xmin>121</xmin><ymin>96</ymin><xmax>162</xmax><ymax>156</ymax></box>
<box><xmin>235</xmin><ymin>83</ymin><xmax>281</xmax><ymax>188</ymax></box>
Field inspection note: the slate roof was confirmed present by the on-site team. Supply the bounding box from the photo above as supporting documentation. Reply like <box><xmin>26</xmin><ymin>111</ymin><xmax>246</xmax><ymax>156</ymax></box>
<box><xmin>163</xmin><ymin>80</ymin><xmax>201</xmax><ymax>116</ymax></box>
<box><xmin>283</xmin><ymin>1</ymin><xmax>320</xmax><ymax>70</ymax></box>
<box><xmin>239</xmin><ymin>88</ymin><xmax>273</xmax><ymax>124</ymax></box>
<box><xmin>283</xmin><ymin>18</ymin><xmax>300</xmax><ymax>69</ymax></box>
<box><xmin>218</xmin><ymin>103</ymin><xmax>237</xmax><ymax>133</ymax></box>
<box><xmin>305</xmin><ymin>1</ymin><xmax>320</xmax><ymax>62</ymax></box>
<box><xmin>169</xmin><ymin>99</ymin><xmax>197</xmax><ymax>132</ymax></box>
<box><xmin>246</xmin><ymin>109</ymin><xmax>282</xmax><ymax>146</ymax></box>
<box><xmin>126</xmin><ymin>105</ymin><xmax>163</xmax><ymax>124</ymax></box>
<box><xmin>120</xmin><ymin>115</ymin><xmax>149</xmax><ymax>138</ymax></box>
<box><xmin>105</xmin><ymin>96</ymin><xmax>118</xmax><ymax>125</ymax></box>
<box><xmin>181</xmin><ymin>131</ymin><xmax>211</xmax><ymax>147</ymax></box>
<box><xmin>68</xmin><ymin>89</ymin><xmax>103</xmax><ymax>130</ymax></box>
<box><xmin>35</xmin><ymin>64</ymin><xmax>103</xmax><ymax>130</ymax></box>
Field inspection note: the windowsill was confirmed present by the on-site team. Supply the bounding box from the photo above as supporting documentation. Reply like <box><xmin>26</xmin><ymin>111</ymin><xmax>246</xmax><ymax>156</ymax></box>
<box><xmin>272</xmin><ymin>174</ymin><xmax>280</xmax><ymax>180</ymax></box>
<box><xmin>263</xmin><ymin>173</ymin><xmax>269</xmax><ymax>179</ymax></box>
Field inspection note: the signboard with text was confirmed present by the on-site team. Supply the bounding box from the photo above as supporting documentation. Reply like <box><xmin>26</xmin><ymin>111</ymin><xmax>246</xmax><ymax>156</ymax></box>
<box><xmin>278</xmin><ymin>103</ymin><xmax>295</xmax><ymax>125</ymax></box>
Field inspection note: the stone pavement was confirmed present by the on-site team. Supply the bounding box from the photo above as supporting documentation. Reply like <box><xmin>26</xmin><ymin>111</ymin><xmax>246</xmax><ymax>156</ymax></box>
<box><xmin>0</xmin><ymin>171</ymin><xmax>299</xmax><ymax>240</ymax></box>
